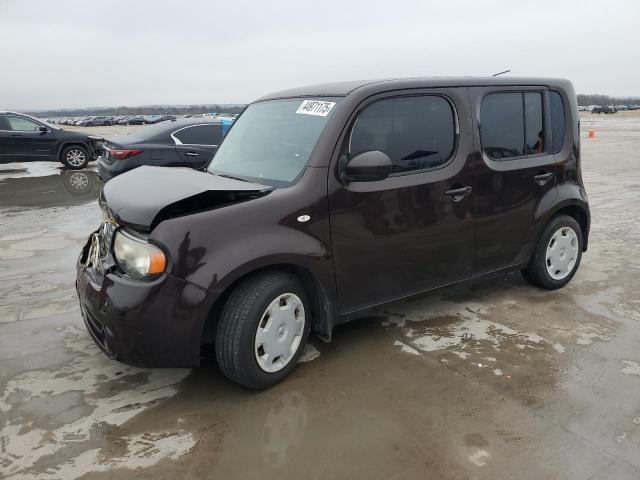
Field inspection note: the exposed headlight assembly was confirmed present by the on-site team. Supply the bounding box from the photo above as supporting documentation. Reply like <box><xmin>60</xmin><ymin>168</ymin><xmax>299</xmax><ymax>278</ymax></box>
<box><xmin>113</xmin><ymin>229</ymin><xmax>166</xmax><ymax>280</ymax></box>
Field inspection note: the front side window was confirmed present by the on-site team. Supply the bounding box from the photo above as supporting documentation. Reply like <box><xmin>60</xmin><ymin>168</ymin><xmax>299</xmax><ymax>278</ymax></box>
<box><xmin>173</xmin><ymin>125</ymin><xmax>222</xmax><ymax>145</ymax></box>
<box><xmin>208</xmin><ymin>97</ymin><xmax>342</xmax><ymax>187</ymax></box>
<box><xmin>481</xmin><ymin>91</ymin><xmax>545</xmax><ymax>160</ymax></box>
<box><xmin>349</xmin><ymin>95</ymin><xmax>456</xmax><ymax>174</ymax></box>
<box><xmin>6</xmin><ymin>116</ymin><xmax>40</xmax><ymax>132</ymax></box>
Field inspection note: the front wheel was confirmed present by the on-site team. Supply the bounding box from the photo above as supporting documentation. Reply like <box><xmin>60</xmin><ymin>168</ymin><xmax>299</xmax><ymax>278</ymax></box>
<box><xmin>61</xmin><ymin>145</ymin><xmax>90</xmax><ymax>169</ymax></box>
<box><xmin>522</xmin><ymin>215</ymin><xmax>583</xmax><ymax>290</ymax></box>
<box><xmin>215</xmin><ymin>271</ymin><xmax>311</xmax><ymax>389</ymax></box>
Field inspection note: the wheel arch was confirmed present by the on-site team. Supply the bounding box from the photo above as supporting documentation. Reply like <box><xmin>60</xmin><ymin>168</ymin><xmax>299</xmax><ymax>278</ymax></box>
<box><xmin>538</xmin><ymin>200</ymin><xmax>590</xmax><ymax>252</ymax></box>
<box><xmin>200</xmin><ymin>262</ymin><xmax>336</xmax><ymax>354</ymax></box>
<box><xmin>58</xmin><ymin>141</ymin><xmax>91</xmax><ymax>161</ymax></box>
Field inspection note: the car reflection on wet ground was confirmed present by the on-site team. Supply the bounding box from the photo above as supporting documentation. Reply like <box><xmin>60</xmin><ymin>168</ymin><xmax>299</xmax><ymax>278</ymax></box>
<box><xmin>1</xmin><ymin>113</ymin><xmax>640</xmax><ymax>479</ymax></box>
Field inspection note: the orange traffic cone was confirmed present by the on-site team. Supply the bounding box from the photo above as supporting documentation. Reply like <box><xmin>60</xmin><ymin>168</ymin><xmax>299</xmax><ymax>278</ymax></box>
<box><xmin>588</xmin><ymin>128</ymin><xmax>596</xmax><ymax>139</ymax></box>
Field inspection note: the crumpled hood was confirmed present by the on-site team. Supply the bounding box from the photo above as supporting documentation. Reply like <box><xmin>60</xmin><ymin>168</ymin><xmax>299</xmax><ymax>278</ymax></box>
<box><xmin>102</xmin><ymin>166</ymin><xmax>273</xmax><ymax>231</ymax></box>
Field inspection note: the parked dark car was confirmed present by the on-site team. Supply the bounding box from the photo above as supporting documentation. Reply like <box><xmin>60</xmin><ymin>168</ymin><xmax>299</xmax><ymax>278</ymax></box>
<box><xmin>124</xmin><ymin>116</ymin><xmax>148</xmax><ymax>125</ymax></box>
<box><xmin>592</xmin><ymin>106</ymin><xmax>616</xmax><ymax>114</ymax></box>
<box><xmin>0</xmin><ymin>111</ymin><xmax>103</xmax><ymax>168</ymax></box>
<box><xmin>77</xmin><ymin>77</ymin><xmax>590</xmax><ymax>389</ymax></box>
<box><xmin>97</xmin><ymin>118</ymin><xmax>228</xmax><ymax>180</ymax></box>
<box><xmin>79</xmin><ymin>116</ymin><xmax>113</xmax><ymax>126</ymax></box>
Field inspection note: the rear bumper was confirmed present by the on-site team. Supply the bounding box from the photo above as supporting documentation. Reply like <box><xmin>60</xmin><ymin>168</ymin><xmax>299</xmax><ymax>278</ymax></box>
<box><xmin>76</xmin><ymin>249</ymin><xmax>211</xmax><ymax>368</ymax></box>
<box><xmin>98</xmin><ymin>156</ymin><xmax>130</xmax><ymax>181</ymax></box>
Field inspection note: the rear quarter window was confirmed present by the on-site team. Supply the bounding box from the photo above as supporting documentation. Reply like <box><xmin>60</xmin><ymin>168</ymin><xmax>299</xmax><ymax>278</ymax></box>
<box><xmin>173</xmin><ymin>125</ymin><xmax>222</xmax><ymax>145</ymax></box>
<box><xmin>550</xmin><ymin>91</ymin><xmax>566</xmax><ymax>154</ymax></box>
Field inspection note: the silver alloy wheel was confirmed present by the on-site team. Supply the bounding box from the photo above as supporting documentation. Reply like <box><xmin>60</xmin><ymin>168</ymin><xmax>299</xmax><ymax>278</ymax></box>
<box><xmin>254</xmin><ymin>293</ymin><xmax>305</xmax><ymax>373</ymax></box>
<box><xmin>68</xmin><ymin>172</ymin><xmax>89</xmax><ymax>190</ymax></box>
<box><xmin>545</xmin><ymin>226</ymin><xmax>579</xmax><ymax>280</ymax></box>
<box><xmin>66</xmin><ymin>149</ymin><xmax>86</xmax><ymax>167</ymax></box>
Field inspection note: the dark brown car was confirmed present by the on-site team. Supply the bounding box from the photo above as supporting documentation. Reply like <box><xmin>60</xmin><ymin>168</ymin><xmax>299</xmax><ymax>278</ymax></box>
<box><xmin>76</xmin><ymin>77</ymin><xmax>590</xmax><ymax>389</ymax></box>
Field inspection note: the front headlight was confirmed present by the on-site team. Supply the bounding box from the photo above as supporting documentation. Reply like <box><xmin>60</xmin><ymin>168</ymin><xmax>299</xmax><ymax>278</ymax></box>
<box><xmin>113</xmin><ymin>229</ymin><xmax>166</xmax><ymax>280</ymax></box>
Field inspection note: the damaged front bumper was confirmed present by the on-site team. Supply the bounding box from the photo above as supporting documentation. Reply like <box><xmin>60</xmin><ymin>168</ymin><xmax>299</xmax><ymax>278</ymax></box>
<box><xmin>76</xmin><ymin>225</ymin><xmax>211</xmax><ymax>368</ymax></box>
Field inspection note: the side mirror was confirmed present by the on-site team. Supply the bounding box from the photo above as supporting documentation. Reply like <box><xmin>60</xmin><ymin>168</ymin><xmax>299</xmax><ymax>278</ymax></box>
<box><xmin>38</xmin><ymin>126</ymin><xmax>49</xmax><ymax>134</ymax></box>
<box><xmin>342</xmin><ymin>150</ymin><xmax>392</xmax><ymax>183</ymax></box>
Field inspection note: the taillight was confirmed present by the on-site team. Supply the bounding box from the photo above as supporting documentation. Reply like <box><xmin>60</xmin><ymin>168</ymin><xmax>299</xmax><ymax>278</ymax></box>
<box><xmin>110</xmin><ymin>149</ymin><xmax>142</xmax><ymax>160</ymax></box>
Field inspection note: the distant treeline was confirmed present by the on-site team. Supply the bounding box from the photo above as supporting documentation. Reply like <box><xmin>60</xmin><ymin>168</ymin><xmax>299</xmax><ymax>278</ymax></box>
<box><xmin>577</xmin><ymin>94</ymin><xmax>640</xmax><ymax>106</ymax></box>
<box><xmin>23</xmin><ymin>96</ymin><xmax>640</xmax><ymax>117</ymax></box>
<box><xmin>28</xmin><ymin>104</ymin><xmax>246</xmax><ymax>118</ymax></box>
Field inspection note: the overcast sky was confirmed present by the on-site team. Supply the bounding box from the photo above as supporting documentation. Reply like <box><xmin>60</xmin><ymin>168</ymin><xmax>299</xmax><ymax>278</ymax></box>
<box><xmin>1</xmin><ymin>0</ymin><xmax>638</xmax><ymax>110</ymax></box>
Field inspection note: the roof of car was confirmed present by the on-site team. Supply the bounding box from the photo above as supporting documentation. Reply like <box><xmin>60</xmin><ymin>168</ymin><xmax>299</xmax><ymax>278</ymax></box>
<box><xmin>257</xmin><ymin>76</ymin><xmax>573</xmax><ymax>101</ymax></box>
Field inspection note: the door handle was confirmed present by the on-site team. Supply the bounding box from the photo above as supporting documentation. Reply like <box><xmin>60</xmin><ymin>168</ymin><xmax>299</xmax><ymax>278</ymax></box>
<box><xmin>444</xmin><ymin>186</ymin><xmax>472</xmax><ymax>201</ymax></box>
<box><xmin>184</xmin><ymin>152</ymin><xmax>199</xmax><ymax>157</ymax></box>
<box><xmin>534</xmin><ymin>172</ymin><xmax>553</xmax><ymax>185</ymax></box>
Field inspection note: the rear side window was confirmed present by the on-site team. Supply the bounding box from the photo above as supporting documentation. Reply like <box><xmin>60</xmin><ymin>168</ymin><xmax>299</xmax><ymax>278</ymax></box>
<box><xmin>350</xmin><ymin>95</ymin><xmax>456</xmax><ymax>174</ymax></box>
<box><xmin>481</xmin><ymin>91</ymin><xmax>545</xmax><ymax>160</ymax></box>
<box><xmin>550</xmin><ymin>91</ymin><xmax>565</xmax><ymax>153</ymax></box>
<box><xmin>173</xmin><ymin>125</ymin><xmax>223</xmax><ymax>145</ymax></box>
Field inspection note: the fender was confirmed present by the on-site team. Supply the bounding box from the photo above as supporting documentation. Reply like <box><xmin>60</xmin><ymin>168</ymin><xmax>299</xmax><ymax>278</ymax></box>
<box><xmin>163</xmin><ymin>224</ymin><xmax>337</xmax><ymax>344</ymax></box>
<box><xmin>149</xmin><ymin>170</ymin><xmax>338</xmax><ymax>340</ymax></box>
<box><xmin>532</xmin><ymin>181</ymin><xmax>590</xmax><ymax>254</ymax></box>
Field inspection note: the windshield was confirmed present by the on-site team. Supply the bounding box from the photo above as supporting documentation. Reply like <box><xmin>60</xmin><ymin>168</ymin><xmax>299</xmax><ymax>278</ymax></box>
<box><xmin>207</xmin><ymin>97</ymin><xmax>341</xmax><ymax>187</ymax></box>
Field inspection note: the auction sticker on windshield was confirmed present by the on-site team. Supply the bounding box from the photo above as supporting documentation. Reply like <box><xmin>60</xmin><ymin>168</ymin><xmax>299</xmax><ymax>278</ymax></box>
<box><xmin>296</xmin><ymin>100</ymin><xmax>336</xmax><ymax>117</ymax></box>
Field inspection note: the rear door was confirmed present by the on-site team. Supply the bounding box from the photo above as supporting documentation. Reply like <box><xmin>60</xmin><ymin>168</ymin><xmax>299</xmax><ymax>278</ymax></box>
<box><xmin>469</xmin><ymin>86</ymin><xmax>558</xmax><ymax>273</ymax></box>
<box><xmin>328</xmin><ymin>88</ymin><xmax>475</xmax><ymax>313</ymax></box>
<box><xmin>172</xmin><ymin>124</ymin><xmax>223</xmax><ymax>168</ymax></box>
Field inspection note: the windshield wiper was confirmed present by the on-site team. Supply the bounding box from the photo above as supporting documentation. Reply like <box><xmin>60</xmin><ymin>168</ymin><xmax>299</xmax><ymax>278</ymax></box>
<box><xmin>214</xmin><ymin>172</ymin><xmax>252</xmax><ymax>183</ymax></box>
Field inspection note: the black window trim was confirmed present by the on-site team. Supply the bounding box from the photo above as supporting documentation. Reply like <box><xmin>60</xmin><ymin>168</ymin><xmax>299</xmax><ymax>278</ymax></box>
<box><xmin>347</xmin><ymin>93</ymin><xmax>460</xmax><ymax>178</ymax></box>
<box><xmin>171</xmin><ymin>123</ymin><xmax>221</xmax><ymax>147</ymax></box>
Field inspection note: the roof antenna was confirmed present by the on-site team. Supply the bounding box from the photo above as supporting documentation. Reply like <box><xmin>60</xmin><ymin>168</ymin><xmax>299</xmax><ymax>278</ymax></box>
<box><xmin>492</xmin><ymin>69</ymin><xmax>511</xmax><ymax>77</ymax></box>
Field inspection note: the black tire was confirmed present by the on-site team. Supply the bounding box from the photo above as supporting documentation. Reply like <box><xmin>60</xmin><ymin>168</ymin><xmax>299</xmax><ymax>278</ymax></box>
<box><xmin>522</xmin><ymin>215</ymin><xmax>583</xmax><ymax>290</ymax></box>
<box><xmin>60</xmin><ymin>145</ymin><xmax>90</xmax><ymax>169</ymax></box>
<box><xmin>215</xmin><ymin>271</ymin><xmax>311</xmax><ymax>389</ymax></box>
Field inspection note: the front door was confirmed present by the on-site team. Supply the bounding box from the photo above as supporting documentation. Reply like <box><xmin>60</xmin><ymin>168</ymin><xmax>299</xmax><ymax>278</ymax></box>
<box><xmin>3</xmin><ymin>115</ymin><xmax>57</xmax><ymax>161</ymax></box>
<box><xmin>469</xmin><ymin>87</ymin><xmax>558</xmax><ymax>273</ymax></box>
<box><xmin>328</xmin><ymin>88</ymin><xmax>475</xmax><ymax>313</ymax></box>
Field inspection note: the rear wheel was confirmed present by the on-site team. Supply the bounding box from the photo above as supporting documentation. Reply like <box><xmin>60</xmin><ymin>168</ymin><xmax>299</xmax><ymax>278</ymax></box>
<box><xmin>522</xmin><ymin>215</ymin><xmax>583</xmax><ymax>290</ymax></box>
<box><xmin>215</xmin><ymin>271</ymin><xmax>311</xmax><ymax>389</ymax></box>
<box><xmin>61</xmin><ymin>145</ymin><xmax>90</xmax><ymax>169</ymax></box>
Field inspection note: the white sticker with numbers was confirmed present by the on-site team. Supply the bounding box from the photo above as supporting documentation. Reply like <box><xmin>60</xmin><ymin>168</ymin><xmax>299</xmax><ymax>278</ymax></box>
<box><xmin>296</xmin><ymin>100</ymin><xmax>336</xmax><ymax>117</ymax></box>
